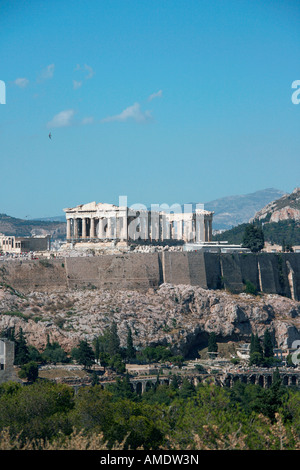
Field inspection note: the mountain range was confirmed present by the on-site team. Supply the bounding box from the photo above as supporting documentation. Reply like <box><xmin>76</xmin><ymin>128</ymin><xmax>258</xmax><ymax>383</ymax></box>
<box><xmin>0</xmin><ymin>188</ymin><xmax>290</xmax><ymax>238</ymax></box>
<box><xmin>202</xmin><ymin>188</ymin><xmax>286</xmax><ymax>230</ymax></box>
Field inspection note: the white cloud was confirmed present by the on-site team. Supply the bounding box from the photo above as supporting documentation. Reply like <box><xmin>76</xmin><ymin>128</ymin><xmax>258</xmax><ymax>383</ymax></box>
<box><xmin>84</xmin><ymin>64</ymin><xmax>94</xmax><ymax>79</ymax></box>
<box><xmin>47</xmin><ymin>109</ymin><xmax>75</xmax><ymax>128</ymax></box>
<box><xmin>148</xmin><ymin>90</ymin><xmax>162</xmax><ymax>101</ymax></box>
<box><xmin>38</xmin><ymin>64</ymin><xmax>55</xmax><ymax>82</ymax></box>
<box><xmin>14</xmin><ymin>78</ymin><xmax>29</xmax><ymax>88</ymax></box>
<box><xmin>73</xmin><ymin>80</ymin><xmax>82</xmax><ymax>90</ymax></box>
<box><xmin>82</xmin><ymin>116</ymin><xmax>94</xmax><ymax>125</ymax></box>
<box><xmin>102</xmin><ymin>102</ymin><xmax>152</xmax><ymax>123</ymax></box>
<box><xmin>74</xmin><ymin>64</ymin><xmax>95</xmax><ymax>80</ymax></box>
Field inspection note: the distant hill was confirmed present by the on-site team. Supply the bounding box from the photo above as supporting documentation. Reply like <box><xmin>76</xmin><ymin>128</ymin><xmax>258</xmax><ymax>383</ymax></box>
<box><xmin>203</xmin><ymin>188</ymin><xmax>286</xmax><ymax>230</ymax></box>
<box><xmin>213</xmin><ymin>188</ymin><xmax>300</xmax><ymax>246</ymax></box>
<box><xmin>0</xmin><ymin>214</ymin><xmax>66</xmax><ymax>240</ymax></box>
<box><xmin>32</xmin><ymin>215</ymin><xmax>66</xmax><ymax>222</ymax></box>
<box><xmin>250</xmin><ymin>187</ymin><xmax>300</xmax><ymax>224</ymax></box>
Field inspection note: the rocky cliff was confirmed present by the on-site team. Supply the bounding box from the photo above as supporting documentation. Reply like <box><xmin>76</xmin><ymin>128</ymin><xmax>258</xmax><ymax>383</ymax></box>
<box><xmin>0</xmin><ymin>283</ymin><xmax>299</xmax><ymax>357</ymax></box>
<box><xmin>251</xmin><ymin>187</ymin><xmax>300</xmax><ymax>224</ymax></box>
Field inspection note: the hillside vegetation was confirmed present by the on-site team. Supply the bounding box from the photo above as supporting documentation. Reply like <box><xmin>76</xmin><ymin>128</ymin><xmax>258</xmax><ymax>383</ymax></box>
<box><xmin>213</xmin><ymin>220</ymin><xmax>300</xmax><ymax>247</ymax></box>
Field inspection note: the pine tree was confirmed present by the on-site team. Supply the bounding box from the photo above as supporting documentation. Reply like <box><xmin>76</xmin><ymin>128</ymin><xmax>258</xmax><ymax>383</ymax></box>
<box><xmin>75</xmin><ymin>340</ymin><xmax>95</xmax><ymax>369</ymax></box>
<box><xmin>126</xmin><ymin>326</ymin><xmax>136</xmax><ymax>361</ymax></box>
<box><xmin>107</xmin><ymin>321</ymin><xmax>121</xmax><ymax>357</ymax></box>
<box><xmin>94</xmin><ymin>337</ymin><xmax>100</xmax><ymax>363</ymax></box>
<box><xmin>208</xmin><ymin>332</ymin><xmax>218</xmax><ymax>353</ymax></box>
<box><xmin>249</xmin><ymin>334</ymin><xmax>263</xmax><ymax>366</ymax></box>
<box><xmin>263</xmin><ymin>330</ymin><xmax>274</xmax><ymax>359</ymax></box>
<box><xmin>14</xmin><ymin>328</ymin><xmax>29</xmax><ymax>365</ymax></box>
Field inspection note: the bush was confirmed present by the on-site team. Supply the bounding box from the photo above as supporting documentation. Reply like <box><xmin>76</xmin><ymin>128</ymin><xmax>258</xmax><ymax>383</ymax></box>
<box><xmin>18</xmin><ymin>362</ymin><xmax>39</xmax><ymax>382</ymax></box>
<box><xmin>245</xmin><ymin>280</ymin><xmax>258</xmax><ymax>295</ymax></box>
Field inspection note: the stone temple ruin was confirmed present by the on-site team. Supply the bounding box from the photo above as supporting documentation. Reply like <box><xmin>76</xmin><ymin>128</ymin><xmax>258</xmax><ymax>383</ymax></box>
<box><xmin>64</xmin><ymin>199</ymin><xmax>214</xmax><ymax>251</ymax></box>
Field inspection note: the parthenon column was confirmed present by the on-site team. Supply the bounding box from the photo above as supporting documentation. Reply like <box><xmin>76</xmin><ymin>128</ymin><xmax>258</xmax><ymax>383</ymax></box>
<box><xmin>177</xmin><ymin>219</ymin><xmax>183</xmax><ymax>240</ymax></box>
<box><xmin>107</xmin><ymin>218</ymin><xmax>112</xmax><ymax>239</ymax></box>
<box><xmin>90</xmin><ymin>217</ymin><xmax>95</xmax><ymax>238</ymax></box>
<box><xmin>204</xmin><ymin>218</ymin><xmax>208</xmax><ymax>242</ymax></box>
<box><xmin>82</xmin><ymin>217</ymin><xmax>87</xmax><ymax>239</ymax></box>
<box><xmin>66</xmin><ymin>219</ymin><xmax>71</xmax><ymax>239</ymax></box>
<box><xmin>98</xmin><ymin>218</ymin><xmax>105</xmax><ymax>239</ymax></box>
<box><xmin>74</xmin><ymin>218</ymin><xmax>79</xmax><ymax>239</ymax></box>
<box><xmin>196</xmin><ymin>213</ymin><xmax>205</xmax><ymax>242</ymax></box>
<box><xmin>120</xmin><ymin>215</ymin><xmax>128</xmax><ymax>240</ymax></box>
<box><xmin>208</xmin><ymin>217</ymin><xmax>212</xmax><ymax>242</ymax></box>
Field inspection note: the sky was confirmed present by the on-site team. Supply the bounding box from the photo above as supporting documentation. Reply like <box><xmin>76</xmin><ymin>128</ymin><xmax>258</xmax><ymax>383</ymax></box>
<box><xmin>0</xmin><ymin>0</ymin><xmax>300</xmax><ymax>219</ymax></box>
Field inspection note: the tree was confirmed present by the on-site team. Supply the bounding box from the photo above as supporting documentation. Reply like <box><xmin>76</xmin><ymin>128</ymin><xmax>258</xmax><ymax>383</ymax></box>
<box><xmin>126</xmin><ymin>326</ymin><xmax>136</xmax><ymax>361</ymax></box>
<box><xmin>178</xmin><ymin>378</ymin><xmax>196</xmax><ymax>400</ymax></box>
<box><xmin>242</xmin><ymin>224</ymin><xmax>264</xmax><ymax>253</ymax></box>
<box><xmin>18</xmin><ymin>361</ymin><xmax>39</xmax><ymax>382</ymax></box>
<box><xmin>249</xmin><ymin>334</ymin><xmax>263</xmax><ymax>366</ymax></box>
<box><xmin>109</xmin><ymin>353</ymin><xmax>126</xmax><ymax>373</ymax></box>
<box><xmin>263</xmin><ymin>330</ymin><xmax>274</xmax><ymax>359</ymax></box>
<box><xmin>42</xmin><ymin>339</ymin><xmax>69</xmax><ymax>364</ymax></box>
<box><xmin>14</xmin><ymin>328</ymin><xmax>29</xmax><ymax>365</ymax></box>
<box><xmin>208</xmin><ymin>332</ymin><xmax>218</xmax><ymax>353</ymax></box>
<box><xmin>93</xmin><ymin>337</ymin><xmax>100</xmax><ymax>363</ymax></box>
<box><xmin>72</xmin><ymin>340</ymin><xmax>95</xmax><ymax>369</ymax></box>
<box><xmin>107</xmin><ymin>322</ymin><xmax>121</xmax><ymax>357</ymax></box>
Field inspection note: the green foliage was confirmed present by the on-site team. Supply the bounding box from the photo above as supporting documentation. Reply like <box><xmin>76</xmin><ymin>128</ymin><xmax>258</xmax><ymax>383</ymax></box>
<box><xmin>0</xmin><ymin>376</ymin><xmax>300</xmax><ymax>449</ymax></box>
<box><xmin>213</xmin><ymin>220</ymin><xmax>300</xmax><ymax>247</ymax></box>
<box><xmin>263</xmin><ymin>330</ymin><xmax>274</xmax><ymax>359</ymax></box>
<box><xmin>208</xmin><ymin>332</ymin><xmax>218</xmax><ymax>352</ymax></box>
<box><xmin>71</xmin><ymin>340</ymin><xmax>95</xmax><ymax>369</ymax></box>
<box><xmin>42</xmin><ymin>336</ymin><xmax>69</xmax><ymax>364</ymax></box>
<box><xmin>126</xmin><ymin>326</ymin><xmax>136</xmax><ymax>361</ymax></box>
<box><xmin>18</xmin><ymin>361</ymin><xmax>39</xmax><ymax>382</ymax></box>
<box><xmin>249</xmin><ymin>332</ymin><xmax>277</xmax><ymax>367</ymax></box>
<box><xmin>137</xmin><ymin>345</ymin><xmax>173</xmax><ymax>363</ymax></box>
<box><xmin>242</xmin><ymin>224</ymin><xmax>264</xmax><ymax>252</ymax></box>
<box><xmin>0</xmin><ymin>381</ymin><xmax>74</xmax><ymax>445</ymax></box>
<box><xmin>245</xmin><ymin>280</ymin><xmax>258</xmax><ymax>295</ymax></box>
<box><xmin>14</xmin><ymin>328</ymin><xmax>30</xmax><ymax>366</ymax></box>
<box><xmin>108</xmin><ymin>353</ymin><xmax>126</xmax><ymax>373</ymax></box>
<box><xmin>249</xmin><ymin>334</ymin><xmax>263</xmax><ymax>366</ymax></box>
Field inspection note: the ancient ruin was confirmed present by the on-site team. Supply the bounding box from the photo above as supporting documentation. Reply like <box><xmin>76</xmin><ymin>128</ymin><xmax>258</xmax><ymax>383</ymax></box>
<box><xmin>64</xmin><ymin>200</ymin><xmax>214</xmax><ymax>246</ymax></box>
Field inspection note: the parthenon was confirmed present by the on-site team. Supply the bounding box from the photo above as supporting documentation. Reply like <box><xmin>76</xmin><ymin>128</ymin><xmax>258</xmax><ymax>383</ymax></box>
<box><xmin>64</xmin><ymin>199</ymin><xmax>214</xmax><ymax>245</ymax></box>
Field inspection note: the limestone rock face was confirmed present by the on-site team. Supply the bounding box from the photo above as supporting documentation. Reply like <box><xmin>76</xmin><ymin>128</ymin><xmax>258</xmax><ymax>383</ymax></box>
<box><xmin>0</xmin><ymin>283</ymin><xmax>299</xmax><ymax>355</ymax></box>
<box><xmin>251</xmin><ymin>187</ymin><xmax>300</xmax><ymax>223</ymax></box>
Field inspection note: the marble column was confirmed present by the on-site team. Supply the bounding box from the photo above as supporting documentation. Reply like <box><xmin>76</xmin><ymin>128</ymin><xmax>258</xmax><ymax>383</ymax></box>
<box><xmin>98</xmin><ymin>218</ymin><xmax>105</xmax><ymax>239</ymax></box>
<box><xmin>204</xmin><ymin>218</ymin><xmax>208</xmax><ymax>242</ymax></box>
<box><xmin>90</xmin><ymin>217</ymin><xmax>95</xmax><ymax>238</ymax></box>
<box><xmin>82</xmin><ymin>217</ymin><xmax>87</xmax><ymax>239</ymax></box>
<box><xmin>120</xmin><ymin>215</ymin><xmax>128</xmax><ymax>240</ymax></box>
<box><xmin>66</xmin><ymin>219</ymin><xmax>71</xmax><ymax>239</ymax></box>
<box><xmin>74</xmin><ymin>218</ymin><xmax>79</xmax><ymax>239</ymax></box>
<box><xmin>208</xmin><ymin>217</ymin><xmax>212</xmax><ymax>242</ymax></box>
<box><xmin>177</xmin><ymin>220</ymin><xmax>183</xmax><ymax>240</ymax></box>
<box><xmin>107</xmin><ymin>218</ymin><xmax>112</xmax><ymax>239</ymax></box>
<box><xmin>196</xmin><ymin>213</ymin><xmax>204</xmax><ymax>242</ymax></box>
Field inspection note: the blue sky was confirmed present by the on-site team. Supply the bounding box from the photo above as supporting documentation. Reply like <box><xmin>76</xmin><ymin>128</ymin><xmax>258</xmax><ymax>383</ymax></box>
<box><xmin>0</xmin><ymin>0</ymin><xmax>299</xmax><ymax>218</ymax></box>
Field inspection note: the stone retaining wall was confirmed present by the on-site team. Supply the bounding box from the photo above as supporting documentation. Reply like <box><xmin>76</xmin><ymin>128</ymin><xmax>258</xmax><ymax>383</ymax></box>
<box><xmin>0</xmin><ymin>252</ymin><xmax>299</xmax><ymax>300</ymax></box>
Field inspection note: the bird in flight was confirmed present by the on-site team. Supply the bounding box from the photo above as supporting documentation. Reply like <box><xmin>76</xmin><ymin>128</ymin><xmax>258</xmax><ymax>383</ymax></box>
<box><xmin>49</xmin><ymin>132</ymin><xmax>52</xmax><ymax>139</ymax></box>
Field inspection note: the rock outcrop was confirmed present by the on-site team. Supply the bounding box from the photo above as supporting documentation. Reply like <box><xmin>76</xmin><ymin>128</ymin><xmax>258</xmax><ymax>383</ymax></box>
<box><xmin>1</xmin><ymin>283</ymin><xmax>300</xmax><ymax>356</ymax></box>
<box><xmin>251</xmin><ymin>187</ymin><xmax>300</xmax><ymax>223</ymax></box>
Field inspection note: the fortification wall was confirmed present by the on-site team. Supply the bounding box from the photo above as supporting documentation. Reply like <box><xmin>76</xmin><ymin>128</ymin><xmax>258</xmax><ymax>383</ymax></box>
<box><xmin>0</xmin><ymin>252</ymin><xmax>300</xmax><ymax>300</ymax></box>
